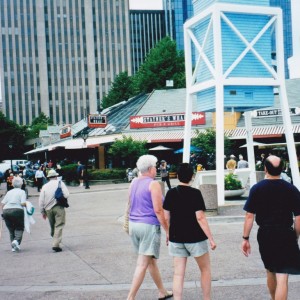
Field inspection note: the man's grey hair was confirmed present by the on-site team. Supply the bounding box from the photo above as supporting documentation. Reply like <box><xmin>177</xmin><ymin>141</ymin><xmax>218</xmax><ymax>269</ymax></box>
<box><xmin>136</xmin><ymin>155</ymin><xmax>157</xmax><ymax>174</ymax></box>
<box><xmin>12</xmin><ymin>177</ymin><xmax>23</xmax><ymax>188</ymax></box>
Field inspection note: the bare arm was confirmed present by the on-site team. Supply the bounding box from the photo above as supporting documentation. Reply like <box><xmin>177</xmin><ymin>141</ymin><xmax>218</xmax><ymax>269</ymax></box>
<box><xmin>150</xmin><ymin>181</ymin><xmax>169</xmax><ymax>235</ymax></box>
<box><xmin>241</xmin><ymin>212</ymin><xmax>255</xmax><ymax>257</ymax></box>
<box><xmin>294</xmin><ymin>215</ymin><xmax>300</xmax><ymax>239</ymax></box>
<box><xmin>196</xmin><ymin>210</ymin><xmax>216</xmax><ymax>250</ymax></box>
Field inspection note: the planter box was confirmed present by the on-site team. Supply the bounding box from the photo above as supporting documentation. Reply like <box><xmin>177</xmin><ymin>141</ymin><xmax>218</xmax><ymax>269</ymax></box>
<box><xmin>225</xmin><ymin>189</ymin><xmax>246</xmax><ymax>198</ymax></box>
<box><xmin>169</xmin><ymin>172</ymin><xmax>177</xmax><ymax>179</ymax></box>
<box><xmin>199</xmin><ymin>184</ymin><xmax>218</xmax><ymax>216</ymax></box>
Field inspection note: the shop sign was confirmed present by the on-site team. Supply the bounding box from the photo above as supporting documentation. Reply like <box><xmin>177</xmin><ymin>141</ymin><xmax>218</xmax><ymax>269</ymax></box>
<box><xmin>130</xmin><ymin>112</ymin><xmax>205</xmax><ymax>129</ymax></box>
<box><xmin>251</xmin><ymin>107</ymin><xmax>300</xmax><ymax>118</ymax></box>
<box><xmin>88</xmin><ymin>114</ymin><xmax>107</xmax><ymax>128</ymax></box>
<box><xmin>60</xmin><ymin>125</ymin><xmax>71</xmax><ymax>139</ymax></box>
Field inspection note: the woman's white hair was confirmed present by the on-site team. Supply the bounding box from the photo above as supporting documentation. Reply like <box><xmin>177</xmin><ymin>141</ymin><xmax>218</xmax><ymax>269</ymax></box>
<box><xmin>136</xmin><ymin>155</ymin><xmax>157</xmax><ymax>174</ymax></box>
<box><xmin>12</xmin><ymin>177</ymin><xmax>23</xmax><ymax>188</ymax></box>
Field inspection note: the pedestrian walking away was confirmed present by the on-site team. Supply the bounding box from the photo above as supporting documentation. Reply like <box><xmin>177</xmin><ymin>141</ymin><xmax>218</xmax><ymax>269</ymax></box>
<box><xmin>1</xmin><ymin>177</ymin><xmax>27</xmax><ymax>252</ymax></box>
<box><xmin>127</xmin><ymin>155</ymin><xmax>173</xmax><ymax>300</ymax></box>
<box><xmin>159</xmin><ymin>160</ymin><xmax>171</xmax><ymax>190</ymax></box>
<box><xmin>226</xmin><ymin>154</ymin><xmax>237</xmax><ymax>170</ymax></box>
<box><xmin>242</xmin><ymin>155</ymin><xmax>300</xmax><ymax>300</ymax></box>
<box><xmin>35</xmin><ymin>166</ymin><xmax>46</xmax><ymax>192</ymax></box>
<box><xmin>39</xmin><ymin>169</ymin><xmax>70</xmax><ymax>252</ymax></box>
<box><xmin>163</xmin><ymin>163</ymin><xmax>216</xmax><ymax>300</ymax></box>
<box><xmin>237</xmin><ymin>155</ymin><xmax>249</xmax><ymax>169</ymax></box>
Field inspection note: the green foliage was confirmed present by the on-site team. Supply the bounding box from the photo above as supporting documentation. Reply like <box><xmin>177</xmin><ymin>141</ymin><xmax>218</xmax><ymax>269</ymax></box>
<box><xmin>224</xmin><ymin>173</ymin><xmax>243</xmax><ymax>190</ymax></box>
<box><xmin>60</xmin><ymin>163</ymin><xmax>126</xmax><ymax>182</ymax></box>
<box><xmin>31</xmin><ymin>112</ymin><xmax>52</xmax><ymax>126</ymax></box>
<box><xmin>102</xmin><ymin>71</ymin><xmax>135</xmax><ymax>109</ymax></box>
<box><xmin>169</xmin><ymin>164</ymin><xmax>178</xmax><ymax>172</ymax></box>
<box><xmin>133</xmin><ymin>37</ymin><xmax>186</xmax><ymax>93</ymax></box>
<box><xmin>107</xmin><ymin>135</ymin><xmax>148</xmax><ymax>167</ymax></box>
<box><xmin>61</xmin><ymin>164</ymin><xmax>78</xmax><ymax>183</ymax></box>
<box><xmin>89</xmin><ymin>169</ymin><xmax>126</xmax><ymax>180</ymax></box>
<box><xmin>192</xmin><ymin>129</ymin><xmax>232</xmax><ymax>169</ymax></box>
<box><xmin>26</xmin><ymin>112</ymin><xmax>52</xmax><ymax>139</ymax></box>
<box><xmin>0</xmin><ymin>112</ymin><xmax>27</xmax><ymax>161</ymax></box>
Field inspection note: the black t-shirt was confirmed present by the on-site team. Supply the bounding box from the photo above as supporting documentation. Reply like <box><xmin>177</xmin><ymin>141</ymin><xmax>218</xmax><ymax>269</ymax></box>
<box><xmin>163</xmin><ymin>185</ymin><xmax>207</xmax><ymax>243</ymax></box>
<box><xmin>244</xmin><ymin>179</ymin><xmax>300</xmax><ymax>227</ymax></box>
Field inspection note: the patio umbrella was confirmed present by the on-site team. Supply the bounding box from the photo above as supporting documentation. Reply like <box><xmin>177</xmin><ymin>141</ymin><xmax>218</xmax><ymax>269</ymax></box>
<box><xmin>174</xmin><ymin>145</ymin><xmax>202</xmax><ymax>154</ymax></box>
<box><xmin>239</xmin><ymin>142</ymin><xmax>266</xmax><ymax>148</ymax></box>
<box><xmin>149</xmin><ymin>145</ymin><xmax>173</xmax><ymax>151</ymax></box>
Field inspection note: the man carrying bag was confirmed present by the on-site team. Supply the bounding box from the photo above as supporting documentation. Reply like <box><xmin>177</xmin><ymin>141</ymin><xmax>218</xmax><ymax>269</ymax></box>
<box><xmin>39</xmin><ymin>169</ymin><xmax>70</xmax><ymax>252</ymax></box>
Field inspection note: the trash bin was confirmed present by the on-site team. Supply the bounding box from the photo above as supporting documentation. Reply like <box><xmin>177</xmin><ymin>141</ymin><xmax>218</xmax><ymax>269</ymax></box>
<box><xmin>199</xmin><ymin>184</ymin><xmax>218</xmax><ymax>216</ymax></box>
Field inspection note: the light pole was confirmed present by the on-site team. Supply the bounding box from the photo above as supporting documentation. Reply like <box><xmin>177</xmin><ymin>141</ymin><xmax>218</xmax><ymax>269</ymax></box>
<box><xmin>8</xmin><ymin>144</ymin><xmax>13</xmax><ymax>171</ymax></box>
<box><xmin>81</xmin><ymin>131</ymin><xmax>90</xmax><ymax>189</ymax></box>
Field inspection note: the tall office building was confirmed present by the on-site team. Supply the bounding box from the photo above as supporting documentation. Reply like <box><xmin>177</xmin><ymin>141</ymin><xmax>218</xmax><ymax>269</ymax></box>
<box><xmin>0</xmin><ymin>0</ymin><xmax>131</xmax><ymax>125</ymax></box>
<box><xmin>130</xmin><ymin>10</ymin><xmax>167</xmax><ymax>74</ymax></box>
<box><xmin>270</xmin><ymin>0</ymin><xmax>300</xmax><ymax>79</ymax></box>
<box><xmin>164</xmin><ymin>0</ymin><xmax>193</xmax><ymax>51</ymax></box>
<box><xmin>270</xmin><ymin>0</ymin><xmax>292</xmax><ymax>78</ymax></box>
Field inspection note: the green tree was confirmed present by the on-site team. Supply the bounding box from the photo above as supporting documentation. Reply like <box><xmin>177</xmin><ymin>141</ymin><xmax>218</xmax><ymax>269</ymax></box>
<box><xmin>26</xmin><ymin>112</ymin><xmax>53</xmax><ymax>139</ymax></box>
<box><xmin>192</xmin><ymin>129</ymin><xmax>232</xmax><ymax>170</ymax></box>
<box><xmin>0</xmin><ymin>112</ymin><xmax>26</xmax><ymax>161</ymax></box>
<box><xmin>102</xmin><ymin>71</ymin><xmax>135</xmax><ymax>109</ymax></box>
<box><xmin>134</xmin><ymin>37</ymin><xmax>186</xmax><ymax>93</ymax></box>
<box><xmin>107</xmin><ymin>136</ymin><xmax>148</xmax><ymax>167</ymax></box>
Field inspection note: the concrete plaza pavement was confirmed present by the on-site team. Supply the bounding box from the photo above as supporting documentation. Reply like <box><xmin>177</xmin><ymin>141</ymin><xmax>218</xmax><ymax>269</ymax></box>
<box><xmin>1</xmin><ymin>179</ymin><xmax>300</xmax><ymax>299</ymax></box>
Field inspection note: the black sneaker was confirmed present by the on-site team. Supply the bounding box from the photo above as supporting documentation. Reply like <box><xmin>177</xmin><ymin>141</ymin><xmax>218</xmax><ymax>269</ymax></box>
<box><xmin>52</xmin><ymin>247</ymin><xmax>62</xmax><ymax>252</ymax></box>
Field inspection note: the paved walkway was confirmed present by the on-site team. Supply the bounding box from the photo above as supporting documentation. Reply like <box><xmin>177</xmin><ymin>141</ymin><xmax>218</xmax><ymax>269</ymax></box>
<box><xmin>1</xmin><ymin>179</ymin><xmax>300</xmax><ymax>299</ymax></box>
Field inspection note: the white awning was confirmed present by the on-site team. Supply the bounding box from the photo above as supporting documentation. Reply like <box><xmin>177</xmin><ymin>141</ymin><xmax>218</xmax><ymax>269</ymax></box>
<box><xmin>24</xmin><ymin>134</ymin><xmax>122</xmax><ymax>154</ymax></box>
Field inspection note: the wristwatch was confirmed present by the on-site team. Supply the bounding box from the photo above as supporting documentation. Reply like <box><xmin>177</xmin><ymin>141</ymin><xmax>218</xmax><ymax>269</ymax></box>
<box><xmin>242</xmin><ymin>236</ymin><xmax>249</xmax><ymax>240</ymax></box>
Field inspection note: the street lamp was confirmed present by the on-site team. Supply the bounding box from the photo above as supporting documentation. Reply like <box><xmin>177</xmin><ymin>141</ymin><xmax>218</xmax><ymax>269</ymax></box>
<box><xmin>81</xmin><ymin>131</ymin><xmax>90</xmax><ymax>189</ymax></box>
<box><xmin>8</xmin><ymin>144</ymin><xmax>13</xmax><ymax>171</ymax></box>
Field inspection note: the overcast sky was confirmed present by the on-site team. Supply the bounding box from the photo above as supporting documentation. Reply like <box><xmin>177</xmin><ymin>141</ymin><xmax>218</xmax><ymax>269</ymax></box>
<box><xmin>129</xmin><ymin>0</ymin><xmax>163</xmax><ymax>10</ymax></box>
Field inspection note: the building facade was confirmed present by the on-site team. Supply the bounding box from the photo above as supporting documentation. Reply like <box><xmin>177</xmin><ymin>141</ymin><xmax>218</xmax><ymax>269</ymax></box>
<box><xmin>270</xmin><ymin>0</ymin><xmax>292</xmax><ymax>78</ymax></box>
<box><xmin>130</xmin><ymin>10</ymin><xmax>167</xmax><ymax>74</ymax></box>
<box><xmin>164</xmin><ymin>0</ymin><xmax>193</xmax><ymax>51</ymax></box>
<box><xmin>0</xmin><ymin>0</ymin><xmax>131</xmax><ymax>125</ymax></box>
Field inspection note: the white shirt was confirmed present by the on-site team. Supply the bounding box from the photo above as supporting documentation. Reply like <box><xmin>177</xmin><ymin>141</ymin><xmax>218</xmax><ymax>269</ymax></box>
<box><xmin>39</xmin><ymin>178</ymin><xmax>70</xmax><ymax>213</ymax></box>
<box><xmin>1</xmin><ymin>188</ymin><xmax>26</xmax><ymax>209</ymax></box>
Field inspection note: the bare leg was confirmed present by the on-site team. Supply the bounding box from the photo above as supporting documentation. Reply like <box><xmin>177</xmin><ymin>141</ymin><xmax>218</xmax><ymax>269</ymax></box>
<box><xmin>275</xmin><ymin>273</ymin><xmax>288</xmax><ymax>300</ymax></box>
<box><xmin>194</xmin><ymin>253</ymin><xmax>212</xmax><ymax>300</ymax></box>
<box><xmin>173</xmin><ymin>257</ymin><xmax>187</xmax><ymax>300</ymax></box>
<box><xmin>266</xmin><ymin>270</ymin><xmax>277</xmax><ymax>300</ymax></box>
<box><xmin>127</xmin><ymin>255</ymin><xmax>151</xmax><ymax>300</ymax></box>
<box><xmin>148</xmin><ymin>258</ymin><xmax>171</xmax><ymax>299</ymax></box>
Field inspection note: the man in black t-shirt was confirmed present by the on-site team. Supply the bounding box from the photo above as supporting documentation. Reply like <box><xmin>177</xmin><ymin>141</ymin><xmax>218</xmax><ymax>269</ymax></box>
<box><xmin>242</xmin><ymin>155</ymin><xmax>300</xmax><ymax>300</ymax></box>
<box><xmin>163</xmin><ymin>163</ymin><xmax>216</xmax><ymax>299</ymax></box>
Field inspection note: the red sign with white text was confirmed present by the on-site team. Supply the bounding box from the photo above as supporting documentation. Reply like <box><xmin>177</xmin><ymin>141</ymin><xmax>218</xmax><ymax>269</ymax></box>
<box><xmin>130</xmin><ymin>112</ymin><xmax>205</xmax><ymax>129</ymax></box>
<box><xmin>60</xmin><ymin>125</ymin><xmax>72</xmax><ymax>139</ymax></box>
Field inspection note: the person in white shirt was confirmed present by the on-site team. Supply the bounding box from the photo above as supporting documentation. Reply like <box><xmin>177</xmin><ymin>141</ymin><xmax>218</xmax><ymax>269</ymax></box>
<box><xmin>39</xmin><ymin>169</ymin><xmax>69</xmax><ymax>252</ymax></box>
<box><xmin>1</xmin><ymin>177</ymin><xmax>26</xmax><ymax>252</ymax></box>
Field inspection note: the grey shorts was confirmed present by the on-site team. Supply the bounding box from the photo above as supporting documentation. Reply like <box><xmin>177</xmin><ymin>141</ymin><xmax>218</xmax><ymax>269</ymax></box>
<box><xmin>129</xmin><ymin>221</ymin><xmax>161</xmax><ymax>259</ymax></box>
<box><xmin>169</xmin><ymin>240</ymin><xmax>208</xmax><ymax>257</ymax></box>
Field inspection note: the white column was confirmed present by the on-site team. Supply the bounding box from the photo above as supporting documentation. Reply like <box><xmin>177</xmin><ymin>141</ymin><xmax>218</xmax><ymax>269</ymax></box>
<box><xmin>244</xmin><ymin>111</ymin><xmax>257</xmax><ymax>187</ymax></box>
<box><xmin>183</xmin><ymin>24</ymin><xmax>193</xmax><ymax>163</ymax></box>
<box><xmin>213</xmin><ymin>7</ymin><xmax>225</xmax><ymax>206</ymax></box>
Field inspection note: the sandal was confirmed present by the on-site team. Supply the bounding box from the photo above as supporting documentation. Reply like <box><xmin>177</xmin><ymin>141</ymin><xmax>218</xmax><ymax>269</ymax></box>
<box><xmin>158</xmin><ymin>290</ymin><xmax>173</xmax><ymax>300</ymax></box>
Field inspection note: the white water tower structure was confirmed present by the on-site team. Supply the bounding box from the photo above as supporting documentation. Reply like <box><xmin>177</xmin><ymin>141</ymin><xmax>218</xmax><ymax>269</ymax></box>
<box><xmin>183</xmin><ymin>0</ymin><xmax>300</xmax><ymax>205</ymax></box>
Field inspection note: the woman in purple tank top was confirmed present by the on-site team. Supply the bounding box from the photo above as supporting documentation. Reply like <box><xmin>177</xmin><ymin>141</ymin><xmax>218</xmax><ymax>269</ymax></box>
<box><xmin>127</xmin><ymin>155</ymin><xmax>173</xmax><ymax>300</ymax></box>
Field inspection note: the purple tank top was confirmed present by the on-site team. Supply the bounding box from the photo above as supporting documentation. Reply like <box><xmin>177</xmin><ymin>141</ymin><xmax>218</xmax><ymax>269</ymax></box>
<box><xmin>129</xmin><ymin>177</ymin><xmax>160</xmax><ymax>225</ymax></box>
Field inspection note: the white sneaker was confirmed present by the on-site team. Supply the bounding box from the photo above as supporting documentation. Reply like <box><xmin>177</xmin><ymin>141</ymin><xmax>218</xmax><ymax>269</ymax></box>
<box><xmin>11</xmin><ymin>248</ymin><xmax>16</xmax><ymax>252</ymax></box>
<box><xmin>11</xmin><ymin>240</ymin><xmax>20</xmax><ymax>252</ymax></box>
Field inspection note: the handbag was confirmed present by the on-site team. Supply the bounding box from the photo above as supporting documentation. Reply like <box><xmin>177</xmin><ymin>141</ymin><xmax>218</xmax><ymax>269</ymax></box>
<box><xmin>55</xmin><ymin>181</ymin><xmax>69</xmax><ymax>208</ymax></box>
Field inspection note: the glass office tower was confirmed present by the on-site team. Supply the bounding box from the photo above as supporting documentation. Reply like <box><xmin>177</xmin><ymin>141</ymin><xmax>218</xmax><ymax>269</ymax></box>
<box><xmin>164</xmin><ymin>0</ymin><xmax>193</xmax><ymax>51</ymax></box>
<box><xmin>0</xmin><ymin>0</ymin><xmax>131</xmax><ymax>125</ymax></box>
<box><xmin>270</xmin><ymin>0</ymin><xmax>292</xmax><ymax>78</ymax></box>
